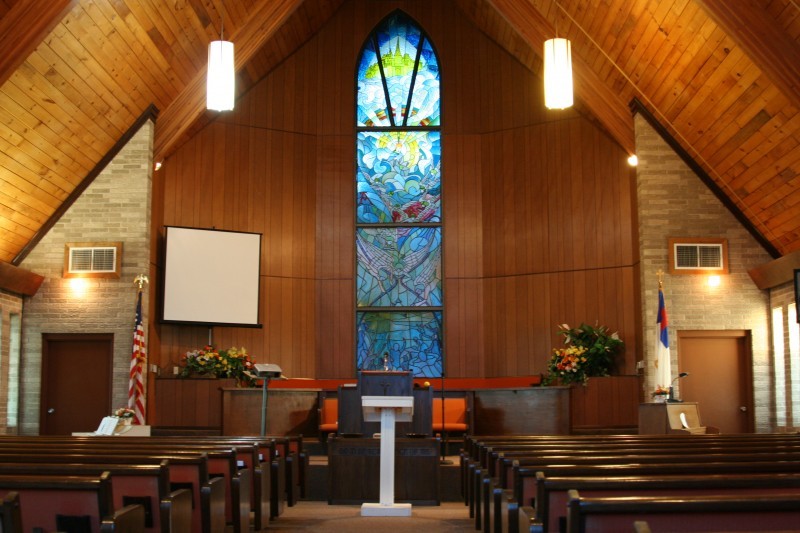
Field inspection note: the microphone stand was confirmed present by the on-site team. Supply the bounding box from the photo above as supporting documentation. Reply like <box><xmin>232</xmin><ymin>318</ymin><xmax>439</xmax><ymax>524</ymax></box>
<box><xmin>439</xmin><ymin>371</ymin><xmax>452</xmax><ymax>465</ymax></box>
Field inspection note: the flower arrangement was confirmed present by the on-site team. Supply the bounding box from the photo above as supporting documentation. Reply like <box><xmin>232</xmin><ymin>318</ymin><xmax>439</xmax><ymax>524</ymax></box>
<box><xmin>652</xmin><ymin>386</ymin><xmax>670</xmax><ymax>403</ymax></box>
<box><xmin>114</xmin><ymin>407</ymin><xmax>135</xmax><ymax>419</ymax></box>
<box><xmin>543</xmin><ymin>323</ymin><xmax>625</xmax><ymax>386</ymax></box>
<box><xmin>180</xmin><ymin>345</ymin><xmax>257</xmax><ymax>386</ymax></box>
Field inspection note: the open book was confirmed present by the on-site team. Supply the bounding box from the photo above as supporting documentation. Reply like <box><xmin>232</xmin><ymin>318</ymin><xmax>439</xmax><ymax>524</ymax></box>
<box><xmin>94</xmin><ymin>416</ymin><xmax>120</xmax><ymax>436</ymax></box>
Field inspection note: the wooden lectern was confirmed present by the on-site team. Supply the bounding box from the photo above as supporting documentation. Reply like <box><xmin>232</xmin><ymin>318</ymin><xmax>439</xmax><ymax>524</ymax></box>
<box><xmin>360</xmin><ymin>395</ymin><xmax>414</xmax><ymax>516</ymax></box>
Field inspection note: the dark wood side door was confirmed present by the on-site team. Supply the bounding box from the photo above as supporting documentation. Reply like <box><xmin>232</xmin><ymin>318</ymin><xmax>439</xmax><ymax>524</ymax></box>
<box><xmin>677</xmin><ymin>330</ymin><xmax>753</xmax><ymax>433</ymax></box>
<box><xmin>41</xmin><ymin>333</ymin><xmax>113</xmax><ymax>435</ymax></box>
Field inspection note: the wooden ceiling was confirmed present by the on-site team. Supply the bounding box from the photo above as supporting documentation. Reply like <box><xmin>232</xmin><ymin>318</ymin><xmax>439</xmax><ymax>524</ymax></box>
<box><xmin>1</xmin><ymin>0</ymin><xmax>799</xmax><ymax>267</ymax></box>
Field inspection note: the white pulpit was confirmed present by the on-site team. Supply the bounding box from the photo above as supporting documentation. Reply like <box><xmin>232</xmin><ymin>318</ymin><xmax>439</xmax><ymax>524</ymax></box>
<box><xmin>360</xmin><ymin>395</ymin><xmax>414</xmax><ymax>517</ymax></box>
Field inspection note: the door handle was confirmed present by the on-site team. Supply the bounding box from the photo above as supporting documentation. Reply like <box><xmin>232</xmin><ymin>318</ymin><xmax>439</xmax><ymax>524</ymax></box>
<box><xmin>47</xmin><ymin>408</ymin><xmax>55</xmax><ymax>414</ymax></box>
<box><xmin>739</xmin><ymin>406</ymin><xmax>747</xmax><ymax>412</ymax></box>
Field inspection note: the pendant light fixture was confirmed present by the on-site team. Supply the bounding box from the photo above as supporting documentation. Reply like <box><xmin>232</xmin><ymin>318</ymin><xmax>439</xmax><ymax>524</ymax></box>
<box><xmin>543</xmin><ymin>2</ymin><xmax>573</xmax><ymax>110</ymax></box>
<box><xmin>207</xmin><ymin>3</ymin><xmax>235</xmax><ymax>111</ymax></box>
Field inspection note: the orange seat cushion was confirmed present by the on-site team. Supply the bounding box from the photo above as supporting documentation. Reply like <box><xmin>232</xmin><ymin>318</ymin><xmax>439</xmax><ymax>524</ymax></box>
<box><xmin>432</xmin><ymin>397</ymin><xmax>468</xmax><ymax>432</ymax></box>
<box><xmin>319</xmin><ymin>397</ymin><xmax>338</xmax><ymax>432</ymax></box>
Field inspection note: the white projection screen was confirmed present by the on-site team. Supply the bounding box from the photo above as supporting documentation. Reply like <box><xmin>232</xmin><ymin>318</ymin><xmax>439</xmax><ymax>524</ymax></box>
<box><xmin>162</xmin><ymin>226</ymin><xmax>262</xmax><ymax>327</ymax></box>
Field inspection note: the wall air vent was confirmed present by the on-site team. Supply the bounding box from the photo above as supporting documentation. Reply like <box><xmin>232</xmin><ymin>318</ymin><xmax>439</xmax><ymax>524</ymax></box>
<box><xmin>64</xmin><ymin>242</ymin><xmax>122</xmax><ymax>278</ymax></box>
<box><xmin>668</xmin><ymin>238</ymin><xmax>728</xmax><ymax>275</ymax></box>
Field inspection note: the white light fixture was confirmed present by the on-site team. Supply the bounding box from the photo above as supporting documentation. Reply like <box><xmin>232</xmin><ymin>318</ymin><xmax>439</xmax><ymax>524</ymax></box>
<box><xmin>207</xmin><ymin>4</ymin><xmax>234</xmax><ymax>112</ymax></box>
<box><xmin>543</xmin><ymin>37</ymin><xmax>573</xmax><ymax>109</ymax></box>
<box><xmin>708</xmin><ymin>275</ymin><xmax>721</xmax><ymax>287</ymax></box>
<box><xmin>627</xmin><ymin>154</ymin><xmax>638</xmax><ymax>167</ymax></box>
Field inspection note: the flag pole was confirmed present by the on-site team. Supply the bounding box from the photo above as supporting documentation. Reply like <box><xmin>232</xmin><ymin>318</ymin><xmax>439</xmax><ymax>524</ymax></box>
<box><xmin>129</xmin><ymin>274</ymin><xmax>149</xmax><ymax>425</ymax></box>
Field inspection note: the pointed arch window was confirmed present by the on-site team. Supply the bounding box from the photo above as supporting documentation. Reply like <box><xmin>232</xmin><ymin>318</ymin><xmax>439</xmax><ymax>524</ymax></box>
<box><xmin>355</xmin><ymin>11</ymin><xmax>443</xmax><ymax>377</ymax></box>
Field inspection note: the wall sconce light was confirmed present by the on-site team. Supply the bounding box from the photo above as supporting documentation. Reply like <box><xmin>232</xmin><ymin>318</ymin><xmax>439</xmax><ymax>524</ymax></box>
<box><xmin>544</xmin><ymin>37</ymin><xmax>573</xmax><ymax>109</ymax></box>
<box><xmin>206</xmin><ymin>6</ymin><xmax>235</xmax><ymax>112</ymax></box>
<box><xmin>708</xmin><ymin>275</ymin><xmax>721</xmax><ymax>287</ymax></box>
<box><xmin>627</xmin><ymin>154</ymin><xmax>638</xmax><ymax>167</ymax></box>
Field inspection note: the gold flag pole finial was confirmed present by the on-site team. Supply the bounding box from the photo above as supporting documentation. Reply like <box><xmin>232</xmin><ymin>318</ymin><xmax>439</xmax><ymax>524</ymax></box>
<box><xmin>134</xmin><ymin>274</ymin><xmax>149</xmax><ymax>290</ymax></box>
<box><xmin>657</xmin><ymin>269</ymin><xmax>663</xmax><ymax>289</ymax></box>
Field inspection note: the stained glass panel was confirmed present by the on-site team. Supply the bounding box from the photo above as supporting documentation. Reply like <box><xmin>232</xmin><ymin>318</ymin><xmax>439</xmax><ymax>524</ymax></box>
<box><xmin>356</xmin><ymin>12</ymin><xmax>440</xmax><ymax>128</ymax></box>
<box><xmin>356</xmin><ymin>130</ymin><xmax>441</xmax><ymax>224</ymax></box>
<box><xmin>356</xmin><ymin>226</ymin><xmax>442</xmax><ymax>307</ymax></box>
<box><xmin>356</xmin><ymin>311</ymin><xmax>442</xmax><ymax>378</ymax></box>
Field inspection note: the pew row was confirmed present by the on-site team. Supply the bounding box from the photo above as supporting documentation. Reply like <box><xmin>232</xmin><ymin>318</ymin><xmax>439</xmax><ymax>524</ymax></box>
<box><xmin>537</xmin><ymin>472</ymin><xmax>800</xmax><ymax>533</ymax></box>
<box><xmin>0</xmin><ymin>437</ymin><xmax>266</xmax><ymax>531</ymax></box>
<box><xmin>566</xmin><ymin>489</ymin><xmax>800</xmax><ymax>533</ymax></box>
<box><xmin>0</xmin><ymin>472</ymin><xmax>145</xmax><ymax>533</ymax></box>
<box><xmin>0</xmin><ymin>452</ymin><xmax>224</xmax><ymax>533</ymax></box>
<box><xmin>0</xmin><ymin>462</ymin><xmax>190</xmax><ymax>533</ymax></box>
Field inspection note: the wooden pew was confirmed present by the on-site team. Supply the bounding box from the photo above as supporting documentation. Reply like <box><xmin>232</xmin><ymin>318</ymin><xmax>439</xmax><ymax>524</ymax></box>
<box><xmin>0</xmin><ymin>491</ymin><xmax>22</xmax><ymax>533</ymax></box>
<box><xmin>61</xmin><ymin>435</ymin><xmax>276</xmax><ymax>528</ymax></box>
<box><xmin>0</xmin><ymin>452</ymin><xmax>223</xmax><ymax>533</ymax></box>
<box><xmin>477</xmin><ymin>449</ymin><xmax>800</xmax><ymax>531</ymax></box>
<box><xmin>565</xmin><ymin>489</ymin><xmax>800</xmax><ymax>533</ymax></box>
<box><xmin>0</xmin><ymin>462</ymin><xmax>190</xmax><ymax>533</ymax></box>
<box><xmin>538</xmin><ymin>472</ymin><xmax>800</xmax><ymax>533</ymax></box>
<box><xmin>0</xmin><ymin>472</ymin><xmax>144</xmax><ymax>533</ymax></box>
<box><xmin>0</xmin><ymin>440</ymin><xmax>250</xmax><ymax>533</ymax></box>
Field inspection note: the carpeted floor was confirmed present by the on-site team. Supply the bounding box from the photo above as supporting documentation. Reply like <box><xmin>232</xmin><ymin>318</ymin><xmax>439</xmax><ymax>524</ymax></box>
<box><xmin>264</xmin><ymin>501</ymin><xmax>475</xmax><ymax>531</ymax></box>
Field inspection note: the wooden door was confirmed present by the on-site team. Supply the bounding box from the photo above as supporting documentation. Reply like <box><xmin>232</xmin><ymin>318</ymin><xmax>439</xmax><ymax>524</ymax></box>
<box><xmin>677</xmin><ymin>330</ymin><xmax>753</xmax><ymax>433</ymax></box>
<box><xmin>41</xmin><ymin>333</ymin><xmax>113</xmax><ymax>434</ymax></box>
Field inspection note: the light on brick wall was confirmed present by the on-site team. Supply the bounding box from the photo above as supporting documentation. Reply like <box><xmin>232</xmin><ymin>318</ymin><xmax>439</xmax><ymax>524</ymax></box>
<box><xmin>69</xmin><ymin>277</ymin><xmax>88</xmax><ymax>297</ymax></box>
<box><xmin>708</xmin><ymin>275</ymin><xmax>721</xmax><ymax>288</ymax></box>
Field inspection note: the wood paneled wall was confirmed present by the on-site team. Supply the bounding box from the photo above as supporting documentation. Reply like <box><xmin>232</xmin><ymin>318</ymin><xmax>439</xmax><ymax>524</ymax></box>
<box><xmin>151</xmin><ymin>0</ymin><xmax>640</xmax><ymax>381</ymax></box>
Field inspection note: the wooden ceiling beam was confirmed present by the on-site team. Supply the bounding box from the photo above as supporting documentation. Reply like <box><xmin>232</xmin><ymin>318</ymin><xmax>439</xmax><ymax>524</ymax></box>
<box><xmin>697</xmin><ymin>0</ymin><xmax>800</xmax><ymax>108</ymax></box>
<box><xmin>0</xmin><ymin>0</ymin><xmax>76</xmax><ymax>87</ymax></box>
<box><xmin>486</xmin><ymin>0</ymin><xmax>634</xmax><ymax>153</ymax></box>
<box><xmin>0</xmin><ymin>261</ymin><xmax>44</xmax><ymax>296</ymax></box>
<box><xmin>153</xmin><ymin>0</ymin><xmax>305</xmax><ymax>163</ymax></box>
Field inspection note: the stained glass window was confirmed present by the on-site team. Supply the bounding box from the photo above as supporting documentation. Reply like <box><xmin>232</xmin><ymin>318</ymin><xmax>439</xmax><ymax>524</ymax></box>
<box><xmin>356</xmin><ymin>12</ymin><xmax>442</xmax><ymax>378</ymax></box>
<box><xmin>357</xmin><ymin>131</ymin><xmax>441</xmax><ymax>224</ymax></box>
<box><xmin>356</xmin><ymin>13</ymin><xmax>440</xmax><ymax>128</ymax></box>
<box><xmin>356</xmin><ymin>227</ymin><xmax>442</xmax><ymax>307</ymax></box>
<box><xmin>356</xmin><ymin>311</ymin><xmax>443</xmax><ymax>378</ymax></box>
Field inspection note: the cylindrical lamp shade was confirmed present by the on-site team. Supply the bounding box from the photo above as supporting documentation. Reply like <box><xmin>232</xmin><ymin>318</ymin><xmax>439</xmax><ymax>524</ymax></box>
<box><xmin>543</xmin><ymin>38</ymin><xmax>573</xmax><ymax>109</ymax></box>
<box><xmin>207</xmin><ymin>40</ymin><xmax>235</xmax><ymax>111</ymax></box>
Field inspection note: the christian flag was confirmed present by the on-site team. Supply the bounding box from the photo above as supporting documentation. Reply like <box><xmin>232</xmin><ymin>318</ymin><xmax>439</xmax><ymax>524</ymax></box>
<box><xmin>654</xmin><ymin>286</ymin><xmax>672</xmax><ymax>389</ymax></box>
<box><xmin>128</xmin><ymin>290</ymin><xmax>147</xmax><ymax>425</ymax></box>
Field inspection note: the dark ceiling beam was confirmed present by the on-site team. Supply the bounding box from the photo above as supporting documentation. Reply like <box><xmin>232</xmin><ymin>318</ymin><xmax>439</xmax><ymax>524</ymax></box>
<box><xmin>153</xmin><ymin>0</ymin><xmax>305</xmax><ymax>163</ymax></box>
<box><xmin>486</xmin><ymin>0</ymin><xmax>635</xmax><ymax>153</ymax></box>
<box><xmin>696</xmin><ymin>0</ymin><xmax>800</xmax><ymax>107</ymax></box>
<box><xmin>0</xmin><ymin>0</ymin><xmax>76</xmax><ymax>87</ymax></box>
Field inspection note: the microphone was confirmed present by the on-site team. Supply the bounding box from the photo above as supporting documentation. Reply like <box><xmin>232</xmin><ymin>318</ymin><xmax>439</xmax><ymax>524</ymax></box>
<box><xmin>668</xmin><ymin>372</ymin><xmax>689</xmax><ymax>402</ymax></box>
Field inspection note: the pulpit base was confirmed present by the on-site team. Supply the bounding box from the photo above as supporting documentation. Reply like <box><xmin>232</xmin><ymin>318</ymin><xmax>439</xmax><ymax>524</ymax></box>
<box><xmin>361</xmin><ymin>502</ymin><xmax>412</xmax><ymax>517</ymax></box>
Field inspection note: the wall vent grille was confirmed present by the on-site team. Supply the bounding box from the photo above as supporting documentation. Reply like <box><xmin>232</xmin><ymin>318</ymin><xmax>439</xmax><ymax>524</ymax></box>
<box><xmin>64</xmin><ymin>242</ymin><xmax>122</xmax><ymax>278</ymax></box>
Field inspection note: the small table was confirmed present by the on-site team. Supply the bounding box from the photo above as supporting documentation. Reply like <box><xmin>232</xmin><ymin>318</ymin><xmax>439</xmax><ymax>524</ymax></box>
<box><xmin>360</xmin><ymin>395</ymin><xmax>414</xmax><ymax>517</ymax></box>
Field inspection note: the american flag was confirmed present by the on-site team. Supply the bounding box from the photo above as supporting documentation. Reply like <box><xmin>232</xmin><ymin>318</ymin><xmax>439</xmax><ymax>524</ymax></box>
<box><xmin>654</xmin><ymin>285</ymin><xmax>672</xmax><ymax>390</ymax></box>
<box><xmin>128</xmin><ymin>290</ymin><xmax>147</xmax><ymax>425</ymax></box>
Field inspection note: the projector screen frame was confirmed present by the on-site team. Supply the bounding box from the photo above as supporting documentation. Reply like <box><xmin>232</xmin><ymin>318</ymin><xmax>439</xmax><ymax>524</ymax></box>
<box><xmin>160</xmin><ymin>225</ymin><xmax>263</xmax><ymax>328</ymax></box>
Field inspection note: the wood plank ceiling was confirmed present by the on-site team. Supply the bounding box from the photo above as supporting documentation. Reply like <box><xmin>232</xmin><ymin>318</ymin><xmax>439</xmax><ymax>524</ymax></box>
<box><xmin>1</xmin><ymin>0</ymin><xmax>799</xmax><ymax>267</ymax></box>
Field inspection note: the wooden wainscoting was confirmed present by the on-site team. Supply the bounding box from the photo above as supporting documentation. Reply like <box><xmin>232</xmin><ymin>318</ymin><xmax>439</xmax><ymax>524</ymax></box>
<box><xmin>570</xmin><ymin>375</ymin><xmax>641</xmax><ymax>434</ymax></box>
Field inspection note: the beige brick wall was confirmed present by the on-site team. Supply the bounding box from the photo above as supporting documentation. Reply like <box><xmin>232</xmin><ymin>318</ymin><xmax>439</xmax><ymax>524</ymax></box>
<box><xmin>17</xmin><ymin>121</ymin><xmax>153</xmax><ymax>435</ymax></box>
<box><xmin>634</xmin><ymin>114</ymin><xmax>775</xmax><ymax>432</ymax></box>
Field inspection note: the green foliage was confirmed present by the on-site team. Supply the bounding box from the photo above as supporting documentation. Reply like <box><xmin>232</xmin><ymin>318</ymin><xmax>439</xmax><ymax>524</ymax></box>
<box><xmin>180</xmin><ymin>345</ymin><xmax>258</xmax><ymax>387</ymax></box>
<box><xmin>543</xmin><ymin>323</ymin><xmax>625</xmax><ymax>386</ymax></box>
